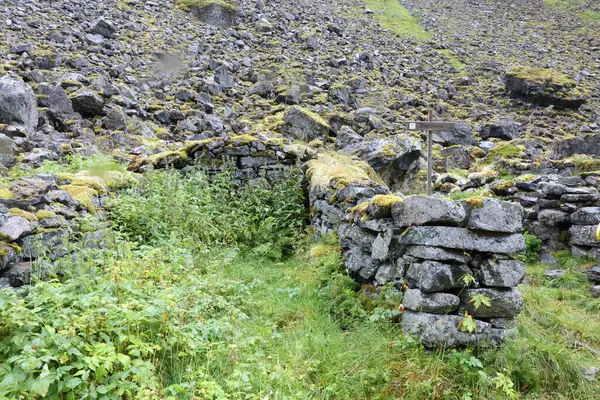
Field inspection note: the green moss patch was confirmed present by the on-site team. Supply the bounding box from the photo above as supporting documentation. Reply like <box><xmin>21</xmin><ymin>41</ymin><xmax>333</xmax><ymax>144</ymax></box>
<box><xmin>175</xmin><ymin>0</ymin><xmax>237</xmax><ymax>12</ymax></box>
<box><xmin>364</xmin><ymin>0</ymin><xmax>430</xmax><ymax>39</ymax></box>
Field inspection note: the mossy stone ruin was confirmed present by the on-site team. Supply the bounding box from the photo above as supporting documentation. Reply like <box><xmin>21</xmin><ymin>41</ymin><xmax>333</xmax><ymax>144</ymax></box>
<box><xmin>308</xmin><ymin>154</ymin><xmax>527</xmax><ymax>348</ymax></box>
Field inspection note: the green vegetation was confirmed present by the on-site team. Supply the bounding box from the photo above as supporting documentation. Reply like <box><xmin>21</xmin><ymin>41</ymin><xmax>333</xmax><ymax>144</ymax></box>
<box><xmin>175</xmin><ymin>0</ymin><xmax>237</xmax><ymax>12</ymax></box>
<box><xmin>507</xmin><ymin>66</ymin><xmax>575</xmax><ymax>86</ymax></box>
<box><xmin>363</xmin><ymin>0</ymin><xmax>431</xmax><ymax>40</ymax></box>
<box><xmin>440</xmin><ymin>49</ymin><xmax>466</xmax><ymax>71</ymax></box>
<box><xmin>0</xmin><ymin>168</ymin><xmax>599</xmax><ymax>399</ymax></box>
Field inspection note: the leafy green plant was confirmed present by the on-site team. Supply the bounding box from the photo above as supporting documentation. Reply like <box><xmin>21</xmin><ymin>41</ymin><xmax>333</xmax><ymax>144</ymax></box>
<box><xmin>109</xmin><ymin>166</ymin><xmax>306</xmax><ymax>259</ymax></box>
<box><xmin>524</xmin><ymin>232</ymin><xmax>543</xmax><ymax>263</ymax></box>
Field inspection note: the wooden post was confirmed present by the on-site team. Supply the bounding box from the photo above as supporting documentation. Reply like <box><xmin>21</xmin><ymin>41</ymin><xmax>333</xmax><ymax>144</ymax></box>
<box><xmin>405</xmin><ymin>115</ymin><xmax>458</xmax><ymax>197</ymax></box>
<box><xmin>427</xmin><ymin>109</ymin><xmax>433</xmax><ymax>196</ymax></box>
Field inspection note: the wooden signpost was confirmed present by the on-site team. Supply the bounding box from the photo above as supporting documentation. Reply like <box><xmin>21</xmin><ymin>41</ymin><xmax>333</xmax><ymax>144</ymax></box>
<box><xmin>406</xmin><ymin>110</ymin><xmax>458</xmax><ymax>196</ymax></box>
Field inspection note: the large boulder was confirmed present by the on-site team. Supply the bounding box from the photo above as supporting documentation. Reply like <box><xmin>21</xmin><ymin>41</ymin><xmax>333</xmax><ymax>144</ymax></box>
<box><xmin>283</xmin><ymin>106</ymin><xmax>330</xmax><ymax>142</ymax></box>
<box><xmin>48</xmin><ymin>85</ymin><xmax>75</xmax><ymax>127</ymax></box>
<box><xmin>393</xmin><ymin>196</ymin><xmax>466</xmax><ymax>227</ymax></box>
<box><xmin>336</xmin><ymin>130</ymin><xmax>422</xmax><ymax>190</ymax></box>
<box><xmin>480</xmin><ymin>119</ymin><xmax>522</xmax><ymax>141</ymax></box>
<box><xmin>189</xmin><ymin>1</ymin><xmax>236</xmax><ymax>28</ymax></box>
<box><xmin>505</xmin><ymin>66</ymin><xmax>587</xmax><ymax>110</ymax></box>
<box><xmin>401</xmin><ymin>226</ymin><xmax>526</xmax><ymax>254</ymax></box>
<box><xmin>0</xmin><ymin>75</ymin><xmax>38</xmax><ymax>134</ymax></box>
<box><xmin>71</xmin><ymin>90</ymin><xmax>104</xmax><ymax>117</ymax></box>
<box><xmin>433</xmin><ymin>122</ymin><xmax>474</xmax><ymax>147</ymax></box>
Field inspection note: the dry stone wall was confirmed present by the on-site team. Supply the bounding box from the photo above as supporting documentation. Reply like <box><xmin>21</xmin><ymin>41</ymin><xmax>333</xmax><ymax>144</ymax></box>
<box><xmin>309</xmin><ymin>169</ymin><xmax>527</xmax><ymax>347</ymax></box>
<box><xmin>512</xmin><ymin>174</ymin><xmax>600</xmax><ymax>260</ymax></box>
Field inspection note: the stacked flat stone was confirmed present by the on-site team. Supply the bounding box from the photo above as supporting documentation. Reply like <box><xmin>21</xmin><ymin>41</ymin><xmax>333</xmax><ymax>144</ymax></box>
<box><xmin>516</xmin><ymin>175</ymin><xmax>600</xmax><ymax>256</ymax></box>
<box><xmin>334</xmin><ymin>194</ymin><xmax>527</xmax><ymax>347</ymax></box>
<box><xmin>396</xmin><ymin>197</ymin><xmax>525</xmax><ymax>347</ymax></box>
<box><xmin>310</xmin><ymin>180</ymin><xmax>389</xmax><ymax>236</ymax></box>
<box><xmin>1</xmin><ymin>176</ymin><xmax>105</xmax><ymax>288</ymax></box>
<box><xmin>130</xmin><ymin>135</ymin><xmax>316</xmax><ymax>185</ymax></box>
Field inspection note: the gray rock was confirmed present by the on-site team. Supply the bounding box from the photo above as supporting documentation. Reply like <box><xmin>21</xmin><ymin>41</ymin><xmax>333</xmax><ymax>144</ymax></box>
<box><xmin>465</xmin><ymin>199</ymin><xmax>523</xmax><ymax>233</ymax></box>
<box><xmin>371</xmin><ymin>231</ymin><xmax>405</xmax><ymax>261</ymax></box>
<box><xmin>401</xmin><ymin>226</ymin><xmax>526</xmax><ymax>254</ymax></box>
<box><xmin>103</xmin><ymin>108</ymin><xmax>127</xmax><ymax>130</ymax></box>
<box><xmin>569</xmin><ymin>225</ymin><xmax>600</xmax><ymax>247</ymax></box>
<box><xmin>587</xmin><ymin>265</ymin><xmax>600</xmax><ymax>283</ymax></box>
<box><xmin>393</xmin><ymin>196</ymin><xmax>466</xmax><ymax>227</ymax></box>
<box><xmin>581</xmin><ymin>366</ymin><xmax>599</xmax><ymax>382</ymax></box>
<box><xmin>0</xmin><ymin>242</ymin><xmax>19</xmax><ymax>269</ymax></box>
<box><xmin>248</xmin><ymin>81</ymin><xmax>273</xmax><ymax>97</ymax></box>
<box><xmin>543</xmin><ymin>269</ymin><xmax>566</xmax><ymax>279</ymax></box>
<box><xmin>433</xmin><ymin>122</ymin><xmax>474</xmax><ymax>147</ymax></box>
<box><xmin>3</xmin><ymin>262</ymin><xmax>31</xmax><ymax>287</ymax></box>
<box><xmin>403</xmin><ymin>289</ymin><xmax>460</xmax><ymax>313</ymax></box>
<box><xmin>283</xmin><ymin>106</ymin><xmax>330</xmax><ymax>142</ymax></box>
<box><xmin>190</xmin><ymin>3</ymin><xmax>236</xmax><ymax>28</ymax></box>
<box><xmin>480</xmin><ymin>120</ymin><xmax>522</xmax><ymax>141</ymax></box>
<box><xmin>537</xmin><ymin>181</ymin><xmax>566</xmax><ymax>198</ymax></box>
<box><xmin>505</xmin><ymin>68</ymin><xmax>586</xmax><ymax>110</ymax></box>
<box><xmin>344</xmin><ymin>247</ymin><xmax>377</xmax><ymax>282</ymax></box>
<box><xmin>374</xmin><ymin>263</ymin><xmax>404</xmax><ymax>287</ymax></box>
<box><xmin>0</xmin><ymin>75</ymin><xmax>38</xmax><ymax>134</ymax></box>
<box><xmin>591</xmin><ymin>285</ymin><xmax>600</xmax><ymax>298</ymax></box>
<box><xmin>538</xmin><ymin>209</ymin><xmax>570</xmax><ymax>227</ymax></box>
<box><xmin>401</xmin><ymin>311</ymin><xmax>506</xmax><ymax>348</ymax></box>
<box><xmin>10</xmin><ymin>178</ymin><xmax>55</xmax><ymax>200</ymax></box>
<box><xmin>524</xmin><ymin>220</ymin><xmax>559</xmax><ymax>241</ymax></box>
<box><xmin>406</xmin><ymin>260</ymin><xmax>472</xmax><ymax>293</ymax></box>
<box><xmin>405</xmin><ymin>245</ymin><xmax>469</xmax><ymax>263</ymax></box>
<box><xmin>0</xmin><ymin>216</ymin><xmax>33</xmax><ymax>241</ymax></box>
<box><xmin>91</xmin><ymin>18</ymin><xmax>117</xmax><ymax>38</ymax></box>
<box><xmin>48</xmin><ymin>85</ymin><xmax>75</xmax><ymax>125</ymax></box>
<box><xmin>19</xmin><ymin>229</ymin><xmax>70</xmax><ymax>260</ymax></box>
<box><xmin>0</xmin><ymin>134</ymin><xmax>14</xmax><ymax>156</ymax></box>
<box><xmin>459</xmin><ymin>288</ymin><xmax>524</xmax><ymax>318</ymax></box>
<box><xmin>479</xmin><ymin>256</ymin><xmax>525</xmax><ymax>287</ymax></box>
<box><xmin>539</xmin><ymin>252</ymin><xmax>560</xmax><ymax>266</ymax></box>
<box><xmin>71</xmin><ymin>90</ymin><xmax>104</xmax><ymax>117</ymax></box>
<box><xmin>337</xmin><ymin>134</ymin><xmax>422</xmax><ymax>190</ymax></box>
<box><xmin>338</xmin><ymin>223</ymin><xmax>377</xmax><ymax>252</ymax></box>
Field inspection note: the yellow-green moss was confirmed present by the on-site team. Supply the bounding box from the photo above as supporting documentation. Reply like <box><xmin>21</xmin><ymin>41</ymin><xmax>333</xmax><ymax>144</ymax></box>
<box><xmin>36</xmin><ymin>210</ymin><xmax>57</xmax><ymax>220</ymax></box>
<box><xmin>370</xmin><ymin>194</ymin><xmax>402</xmax><ymax>207</ymax></box>
<box><xmin>307</xmin><ymin>152</ymin><xmax>384</xmax><ymax>190</ymax></box>
<box><xmin>9</xmin><ymin>208</ymin><xmax>38</xmax><ymax>221</ymax></box>
<box><xmin>507</xmin><ymin>66</ymin><xmax>575</xmax><ymax>86</ymax></box>
<box><xmin>0</xmin><ymin>189</ymin><xmax>13</xmax><ymax>200</ymax></box>
<box><xmin>60</xmin><ymin>184</ymin><xmax>98</xmax><ymax>213</ymax></box>
<box><xmin>58</xmin><ymin>173</ymin><xmax>108</xmax><ymax>195</ymax></box>
<box><xmin>465</xmin><ymin>196</ymin><xmax>486</xmax><ymax>208</ymax></box>
<box><xmin>175</xmin><ymin>0</ymin><xmax>237</xmax><ymax>12</ymax></box>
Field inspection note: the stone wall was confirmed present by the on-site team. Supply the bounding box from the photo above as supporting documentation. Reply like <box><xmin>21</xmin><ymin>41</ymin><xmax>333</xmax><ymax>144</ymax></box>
<box><xmin>129</xmin><ymin>135</ymin><xmax>316</xmax><ymax>184</ymax></box>
<box><xmin>512</xmin><ymin>174</ymin><xmax>600</xmax><ymax>261</ymax></box>
<box><xmin>0</xmin><ymin>175</ymin><xmax>111</xmax><ymax>288</ymax></box>
<box><xmin>308</xmin><ymin>160</ymin><xmax>527</xmax><ymax>348</ymax></box>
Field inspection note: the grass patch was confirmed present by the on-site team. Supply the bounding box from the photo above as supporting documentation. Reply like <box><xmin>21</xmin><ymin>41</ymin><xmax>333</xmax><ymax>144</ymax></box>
<box><xmin>440</xmin><ymin>49</ymin><xmax>466</xmax><ymax>71</ymax></box>
<box><xmin>0</xmin><ymin>166</ymin><xmax>599</xmax><ymax>399</ymax></box>
<box><xmin>364</xmin><ymin>0</ymin><xmax>431</xmax><ymax>40</ymax></box>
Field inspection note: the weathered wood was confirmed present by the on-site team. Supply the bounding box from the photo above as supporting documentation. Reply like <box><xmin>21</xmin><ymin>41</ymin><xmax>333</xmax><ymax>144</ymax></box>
<box><xmin>406</xmin><ymin>121</ymin><xmax>457</xmax><ymax>131</ymax></box>
<box><xmin>427</xmin><ymin>110</ymin><xmax>433</xmax><ymax>196</ymax></box>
